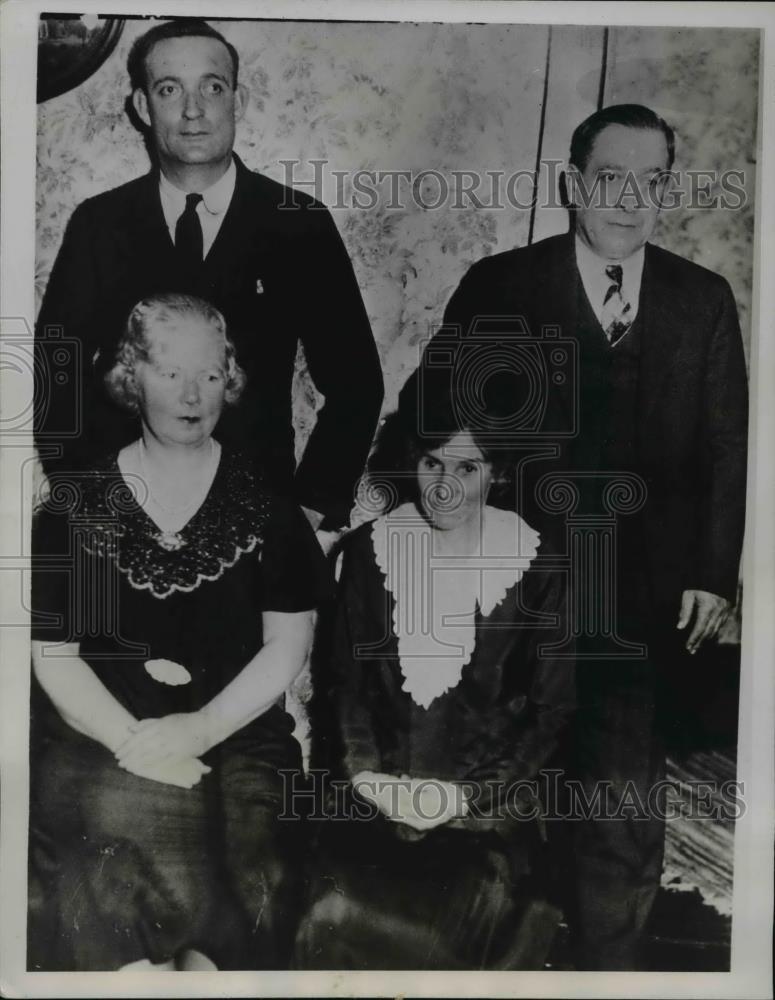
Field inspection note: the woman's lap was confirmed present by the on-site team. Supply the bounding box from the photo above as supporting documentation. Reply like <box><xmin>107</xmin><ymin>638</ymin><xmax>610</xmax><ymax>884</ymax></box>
<box><xmin>296</xmin><ymin>817</ymin><xmax>523</xmax><ymax>970</ymax></box>
<box><xmin>29</xmin><ymin>727</ymin><xmax>303</xmax><ymax>970</ymax></box>
<box><xmin>213</xmin><ymin>740</ymin><xmax>306</xmax><ymax>968</ymax></box>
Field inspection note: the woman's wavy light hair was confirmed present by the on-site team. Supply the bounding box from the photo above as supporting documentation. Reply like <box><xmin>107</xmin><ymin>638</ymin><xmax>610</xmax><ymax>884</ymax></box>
<box><xmin>104</xmin><ymin>293</ymin><xmax>246</xmax><ymax>414</ymax></box>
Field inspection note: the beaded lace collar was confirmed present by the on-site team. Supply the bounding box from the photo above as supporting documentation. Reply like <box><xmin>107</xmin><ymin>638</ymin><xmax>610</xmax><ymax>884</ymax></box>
<box><xmin>68</xmin><ymin>450</ymin><xmax>270</xmax><ymax>599</ymax></box>
<box><xmin>370</xmin><ymin>503</ymin><xmax>540</xmax><ymax>709</ymax></box>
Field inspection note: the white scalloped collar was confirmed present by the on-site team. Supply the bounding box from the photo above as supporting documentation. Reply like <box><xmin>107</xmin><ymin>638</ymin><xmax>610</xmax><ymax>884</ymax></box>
<box><xmin>370</xmin><ymin>504</ymin><xmax>540</xmax><ymax>709</ymax></box>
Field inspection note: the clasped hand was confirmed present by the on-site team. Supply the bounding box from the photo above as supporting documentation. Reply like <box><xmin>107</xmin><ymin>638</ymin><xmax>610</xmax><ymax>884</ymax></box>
<box><xmin>353</xmin><ymin>771</ymin><xmax>468</xmax><ymax>832</ymax></box>
<box><xmin>115</xmin><ymin>713</ymin><xmax>212</xmax><ymax>789</ymax></box>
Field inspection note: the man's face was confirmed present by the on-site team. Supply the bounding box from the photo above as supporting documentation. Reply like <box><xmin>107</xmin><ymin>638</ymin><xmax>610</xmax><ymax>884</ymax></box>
<box><xmin>132</xmin><ymin>36</ymin><xmax>246</xmax><ymax>178</ymax></box>
<box><xmin>569</xmin><ymin>124</ymin><xmax>671</xmax><ymax>261</ymax></box>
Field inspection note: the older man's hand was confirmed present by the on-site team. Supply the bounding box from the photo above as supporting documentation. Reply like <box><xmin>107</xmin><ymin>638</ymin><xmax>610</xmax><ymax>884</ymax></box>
<box><xmin>677</xmin><ymin>589</ymin><xmax>731</xmax><ymax>655</ymax></box>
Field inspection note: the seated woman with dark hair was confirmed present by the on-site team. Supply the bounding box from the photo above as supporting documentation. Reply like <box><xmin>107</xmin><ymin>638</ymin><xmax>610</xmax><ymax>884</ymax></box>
<box><xmin>29</xmin><ymin>293</ymin><xmax>331</xmax><ymax>972</ymax></box>
<box><xmin>296</xmin><ymin>389</ymin><xmax>575</xmax><ymax>970</ymax></box>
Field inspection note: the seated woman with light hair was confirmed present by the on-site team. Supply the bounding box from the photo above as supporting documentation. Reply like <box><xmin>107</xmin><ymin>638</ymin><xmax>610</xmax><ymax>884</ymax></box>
<box><xmin>29</xmin><ymin>292</ymin><xmax>331</xmax><ymax>971</ymax></box>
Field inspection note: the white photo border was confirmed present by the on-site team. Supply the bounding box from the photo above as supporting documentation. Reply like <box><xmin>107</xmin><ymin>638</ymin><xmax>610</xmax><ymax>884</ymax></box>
<box><xmin>1</xmin><ymin>1</ymin><xmax>773</xmax><ymax>997</ymax></box>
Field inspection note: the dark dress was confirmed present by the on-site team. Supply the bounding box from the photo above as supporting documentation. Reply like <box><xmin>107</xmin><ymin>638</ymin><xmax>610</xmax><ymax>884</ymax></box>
<box><xmin>296</xmin><ymin>507</ymin><xmax>575</xmax><ymax>970</ymax></box>
<box><xmin>28</xmin><ymin>448</ymin><xmax>332</xmax><ymax>971</ymax></box>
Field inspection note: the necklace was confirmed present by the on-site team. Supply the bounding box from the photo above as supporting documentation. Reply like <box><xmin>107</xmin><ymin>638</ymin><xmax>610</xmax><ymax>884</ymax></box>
<box><xmin>137</xmin><ymin>438</ymin><xmax>219</xmax><ymax>550</ymax></box>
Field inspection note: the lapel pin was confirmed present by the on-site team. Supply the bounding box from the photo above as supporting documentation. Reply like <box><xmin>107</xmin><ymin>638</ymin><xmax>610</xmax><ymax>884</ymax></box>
<box><xmin>256</xmin><ymin>280</ymin><xmax>264</xmax><ymax>294</ymax></box>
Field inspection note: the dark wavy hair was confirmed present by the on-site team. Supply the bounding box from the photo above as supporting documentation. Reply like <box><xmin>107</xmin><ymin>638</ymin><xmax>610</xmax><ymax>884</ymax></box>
<box><xmin>127</xmin><ymin>18</ymin><xmax>239</xmax><ymax>93</ymax></box>
<box><xmin>570</xmin><ymin>103</ymin><xmax>676</xmax><ymax>172</ymax></box>
<box><xmin>360</xmin><ymin>384</ymin><xmax>516</xmax><ymax>517</ymax></box>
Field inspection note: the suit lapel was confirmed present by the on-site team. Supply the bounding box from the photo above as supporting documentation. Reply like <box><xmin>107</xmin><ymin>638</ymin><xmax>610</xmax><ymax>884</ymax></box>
<box><xmin>532</xmin><ymin>233</ymin><xmax>580</xmax><ymax>430</ymax></box>
<box><xmin>533</xmin><ymin>232</ymin><xmax>579</xmax><ymax>332</ymax></box>
<box><xmin>117</xmin><ymin>169</ymin><xmax>179</xmax><ymax>277</ymax></box>
<box><xmin>637</xmin><ymin>243</ymin><xmax>688</xmax><ymax>424</ymax></box>
<box><xmin>205</xmin><ymin>155</ymin><xmax>249</xmax><ymax>268</ymax></box>
<box><xmin>204</xmin><ymin>154</ymin><xmax>272</xmax><ymax>277</ymax></box>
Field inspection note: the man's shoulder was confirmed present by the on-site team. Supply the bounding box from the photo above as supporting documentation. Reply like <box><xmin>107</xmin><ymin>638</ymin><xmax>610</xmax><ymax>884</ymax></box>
<box><xmin>458</xmin><ymin>233</ymin><xmax>571</xmax><ymax>285</ymax></box>
<box><xmin>469</xmin><ymin>233</ymin><xmax>568</xmax><ymax>268</ymax></box>
<box><xmin>232</xmin><ymin>159</ymin><xmax>344</xmax><ymax>244</ymax></box>
<box><xmin>235</xmin><ymin>158</ymin><xmax>329</xmax><ymax>213</ymax></box>
<box><xmin>72</xmin><ymin>173</ymin><xmax>152</xmax><ymax>218</ymax></box>
<box><xmin>646</xmin><ymin>241</ymin><xmax>732</xmax><ymax>293</ymax></box>
<box><xmin>463</xmin><ymin>235</ymin><xmax>731</xmax><ymax>291</ymax></box>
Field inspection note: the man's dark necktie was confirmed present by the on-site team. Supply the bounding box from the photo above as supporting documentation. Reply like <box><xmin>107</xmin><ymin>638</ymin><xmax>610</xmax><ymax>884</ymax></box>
<box><xmin>601</xmin><ymin>263</ymin><xmax>633</xmax><ymax>346</ymax></box>
<box><xmin>175</xmin><ymin>193</ymin><xmax>204</xmax><ymax>271</ymax></box>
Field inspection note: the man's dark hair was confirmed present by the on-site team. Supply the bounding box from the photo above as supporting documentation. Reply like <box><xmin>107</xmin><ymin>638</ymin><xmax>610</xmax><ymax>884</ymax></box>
<box><xmin>570</xmin><ymin>103</ymin><xmax>676</xmax><ymax>172</ymax></box>
<box><xmin>127</xmin><ymin>18</ymin><xmax>240</xmax><ymax>93</ymax></box>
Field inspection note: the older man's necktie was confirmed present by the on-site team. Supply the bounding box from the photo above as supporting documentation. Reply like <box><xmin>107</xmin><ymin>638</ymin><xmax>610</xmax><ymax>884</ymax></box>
<box><xmin>601</xmin><ymin>264</ymin><xmax>633</xmax><ymax>346</ymax></box>
<box><xmin>175</xmin><ymin>193</ymin><xmax>203</xmax><ymax>271</ymax></box>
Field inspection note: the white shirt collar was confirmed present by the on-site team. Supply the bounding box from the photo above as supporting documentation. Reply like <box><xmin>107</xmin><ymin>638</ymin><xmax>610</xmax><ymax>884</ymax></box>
<box><xmin>159</xmin><ymin>158</ymin><xmax>237</xmax><ymax>217</ymax></box>
<box><xmin>574</xmin><ymin>235</ymin><xmax>645</xmax><ymax>324</ymax></box>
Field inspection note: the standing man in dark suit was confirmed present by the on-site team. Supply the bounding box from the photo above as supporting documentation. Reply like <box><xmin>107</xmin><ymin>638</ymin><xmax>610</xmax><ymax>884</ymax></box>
<box><xmin>35</xmin><ymin>18</ymin><xmax>383</xmax><ymax>530</ymax></box>
<box><xmin>403</xmin><ymin>104</ymin><xmax>748</xmax><ymax>968</ymax></box>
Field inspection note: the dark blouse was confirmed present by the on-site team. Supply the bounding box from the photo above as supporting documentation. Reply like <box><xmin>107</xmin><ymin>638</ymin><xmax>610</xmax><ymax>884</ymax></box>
<box><xmin>324</xmin><ymin>516</ymin><xmax>576</xmax><ymax>823</ymax></box>
<box><xmin>31</xmin><ymin>448</ymin><xmax>333</xmax><ymax>747</ymax></box>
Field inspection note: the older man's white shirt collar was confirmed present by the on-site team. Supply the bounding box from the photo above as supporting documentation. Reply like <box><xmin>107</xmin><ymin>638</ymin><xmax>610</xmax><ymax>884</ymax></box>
<box><xmin>574</xmin><ymin>235</ymin><xmax>645</xmax><ymax>329</ymax></box>
<box><xmin>159</xmin><ymin>159</ymin><xmax>237</xmax><ymax>257</ymax></box>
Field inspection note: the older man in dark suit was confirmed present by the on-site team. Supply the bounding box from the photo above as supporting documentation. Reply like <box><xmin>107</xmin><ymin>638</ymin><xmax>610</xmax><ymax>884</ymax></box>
<box><xmin>35</xmin><ymin>18</ymin><xmax>383</xmax><ymax>530</ymax></box>
<box><xmin>403</xmin><ymin>104</ymin><xmax>748</xmax><ymax>968</ymax></box>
